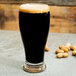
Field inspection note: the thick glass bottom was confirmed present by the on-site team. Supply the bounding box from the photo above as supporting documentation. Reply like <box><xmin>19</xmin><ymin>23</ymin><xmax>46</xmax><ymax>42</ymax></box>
<box><xmin>23</xmin><ymin>61</ymin><xmax>46</xmax><ymax>73</ymax></box>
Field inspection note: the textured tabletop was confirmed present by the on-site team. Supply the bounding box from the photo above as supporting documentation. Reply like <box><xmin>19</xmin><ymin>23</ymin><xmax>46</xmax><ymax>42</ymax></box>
<box><xmin>0</xmin><ymin>31</ymin><xmax>76</xmax><ymax>76</ymax></box>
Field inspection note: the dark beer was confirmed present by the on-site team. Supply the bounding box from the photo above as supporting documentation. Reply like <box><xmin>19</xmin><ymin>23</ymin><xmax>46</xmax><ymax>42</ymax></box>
<box><xmin>19</xmin><ymin>4</ymin><xmax>50</xmax><ymax>64</ymax></box>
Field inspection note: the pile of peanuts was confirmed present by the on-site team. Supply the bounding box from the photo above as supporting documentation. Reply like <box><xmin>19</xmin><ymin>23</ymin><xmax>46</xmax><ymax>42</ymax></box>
<box><xmin>55</xmin><ymin>43</ymin><xmax>76</xmax><ymax>58</ymax></box>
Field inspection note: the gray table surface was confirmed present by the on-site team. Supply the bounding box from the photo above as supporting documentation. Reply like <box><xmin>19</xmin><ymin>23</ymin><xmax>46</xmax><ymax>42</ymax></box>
<box><xmin>0</xmin><ymin>30</ymin><xmax>76</xmax><ymax>76</ymax></box>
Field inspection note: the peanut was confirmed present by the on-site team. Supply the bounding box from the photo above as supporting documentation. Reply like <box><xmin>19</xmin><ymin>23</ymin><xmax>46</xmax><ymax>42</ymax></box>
<box><xmin>66</xmin><ymin>43</ymin><xmax>71</xmax><ymax>47</ymax></box>
<box><xmin>56</xmin><ymin>53</ymin><xmax>64</xmax><ymax>58</ymax></box>
<box><xmin>45</xmin><ymin>45</ymin><xmax>49</xmax><ymax>51</ymax></box>
<box><xmin>59</xmin><ymin>45</ymin><xmax>65</xmax><ymax>49</ymax></box>
<box><xmin>72</xmin><ymin>50</ymin><xmax>76</xmax><ymax>56</ymax></box>
<box><xmin>70</xmin><ymin>45</ymin><xmax>76</xmax><ymax>51</ymax></box>
<box><xmin>55</xmin><ymin>49</ymin><xmax>64</xmax><ymax>54</ymax></box>
<box><xmin>61</xmin><ymin>48</ymin><xmax>69</xmax><ymax>53</ymax></box>
<box><xmin>63</xmin><ymin>53</ymin><xmax>68</xmax><ymax>58</ymax></box>
<box><xmin>59</xmin><ymin>45</ymin><xmax>70</xmax><ymax>50</ymax></box>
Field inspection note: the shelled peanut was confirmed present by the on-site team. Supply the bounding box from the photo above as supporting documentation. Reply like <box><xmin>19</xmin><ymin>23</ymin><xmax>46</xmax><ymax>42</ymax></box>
<box><xmin>45</xmin><ymin>45</ymin><xmax>49</xmax><ymax>51</ymax></box>
<box><xmin>71</xmin><ymin>46</ymin><xmax>76</xmax><ymax>56</ymax></box>
<box><xmin>55</xmin><ymin>49</ymin><xmax>64</xmax><ymax>54</ymax></box>
<box><xmin>63</xmin><ymin>53</ymin><xmax>69</xmax><ymax>58</ymax></box>
<box><xmin>56</xmin><ymin>53</ymin><xmax>64</xmax><ymax>58</ymax></box>
<box><xmin>72</xmin><ymin>50</ymin><xmax>76</xmax><ymax>56</ymax></box>
<box><xmin>70</xmin><ymin>45</ymin><xmax>76</xmax><ymax>50</ymax></box>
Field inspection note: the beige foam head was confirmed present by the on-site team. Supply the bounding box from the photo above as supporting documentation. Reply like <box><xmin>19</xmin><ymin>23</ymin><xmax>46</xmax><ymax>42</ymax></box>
<box><xmin>19</xmin><ymin>3</ymin><xmax>50</xmax><ymax>13</ymax></box>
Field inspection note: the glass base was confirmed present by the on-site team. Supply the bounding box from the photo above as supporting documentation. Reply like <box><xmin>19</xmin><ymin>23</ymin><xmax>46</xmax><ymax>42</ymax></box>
<box><xmin>23</xmin><ymin>62</ymin><xmax>46</xmax><ymax>73</ymax></box>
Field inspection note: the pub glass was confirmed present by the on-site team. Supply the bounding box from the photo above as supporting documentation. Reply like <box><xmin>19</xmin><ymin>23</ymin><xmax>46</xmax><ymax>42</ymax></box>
<box><xmin>19</xmin><ymin>3</ymin><xmax>50</xmax><ymax>73</ymax></box>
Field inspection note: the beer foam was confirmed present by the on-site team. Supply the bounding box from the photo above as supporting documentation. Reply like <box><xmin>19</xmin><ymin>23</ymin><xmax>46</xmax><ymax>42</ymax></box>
<box><xmin>19</xmin><ymin>3</ymin><xmax>50</xmax><ymax>13</ymax></box>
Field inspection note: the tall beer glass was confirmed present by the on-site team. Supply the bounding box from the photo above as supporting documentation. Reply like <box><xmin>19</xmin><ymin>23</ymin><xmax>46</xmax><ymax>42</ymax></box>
<box><xmin>19</xmin><ymin>3</ymin><xmax>50</xmax><ymax>73</ymax></box>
